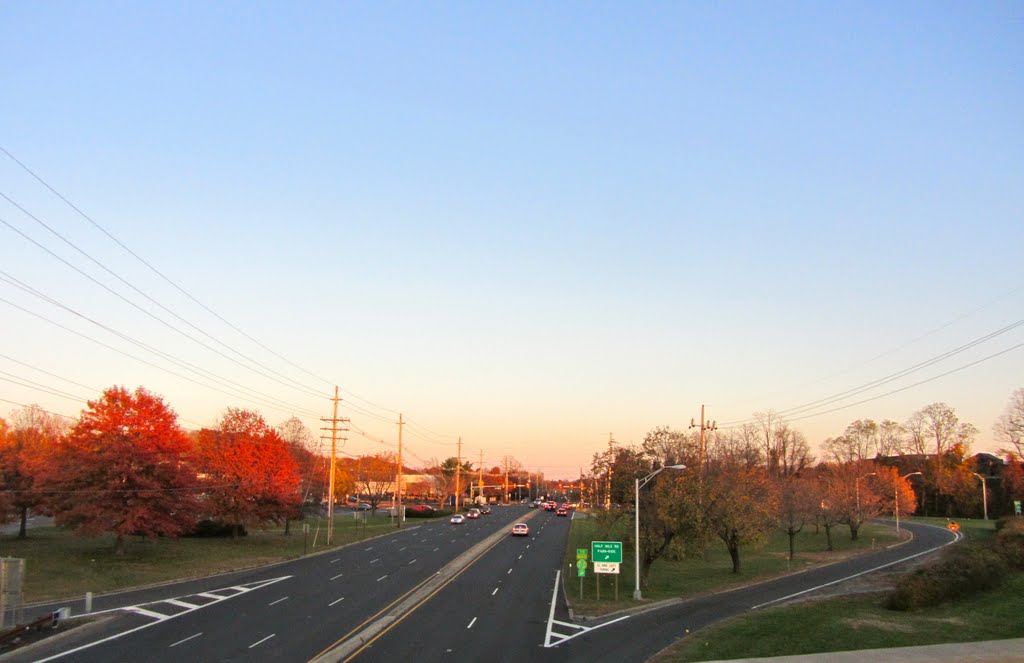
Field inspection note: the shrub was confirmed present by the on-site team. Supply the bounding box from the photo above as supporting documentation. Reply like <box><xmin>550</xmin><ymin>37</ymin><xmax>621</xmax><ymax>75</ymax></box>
<box><xmin>185</xmin><ymin>519</ymin><xmax>248</xmax><ymax>538</ymax></box>
<box><xmin>887</xmin><ymin>545</ymin><xmax>1006</xmax><ymax>611</ymax></box>
<box><xmin>991</xmin><ymin>518</ymin><xmax>1024</xmax><ymax>570</ymax></box>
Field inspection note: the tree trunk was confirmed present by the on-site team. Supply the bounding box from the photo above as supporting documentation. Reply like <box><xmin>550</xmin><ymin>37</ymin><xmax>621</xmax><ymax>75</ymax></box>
<box><xmin>850</xmin><ymin>522</ymin><xmax>860</xmax><ymax>541</ymax></box>
<box><xmin>18</xmin><ymin>506</ymin><xmax>28</xmax><ymax>539</ymax></box>
<box><xmin>115</xmin><ymin>533</ymin><xmax>126</xmax><ymax>556</ymax></box>
<box><xmin>728</xmin><ymin>544</ymin><xmax>741</xmax><ymax>573</ymax></box>
<box><xmin>787</xmin><ymin>530</ymin><xmax>796</xmax><ymax>560</ymax></box>
<box><xmin>824</xmin><ymin>523</ymin><xmax>834</xmax><ymax>551</ymax></box>
<box><xmin>284</xmin><ymin>518</ymin><xmax>291</xmax><ymax>536</ymax></box>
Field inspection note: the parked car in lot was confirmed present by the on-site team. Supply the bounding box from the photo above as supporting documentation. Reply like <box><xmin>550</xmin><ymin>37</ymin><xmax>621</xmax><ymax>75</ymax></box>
<box><xmin>450</xmin><ymin>514</ymin><xmax>465</xmax><ymax>524</ymax></box>
<box><xmin>351</xmin><ymin>503</ymin><xmax>372</xmax><ymax>511</ymax></box>
<box><xmin>466</xmin><ymin>508</ymin><xmax>481</xmax><ymax>519</ymax></box>
<box><xmin>511</xmin><ymin>523</ymin><xmax>529</xmax><ymax>536</ymax></box>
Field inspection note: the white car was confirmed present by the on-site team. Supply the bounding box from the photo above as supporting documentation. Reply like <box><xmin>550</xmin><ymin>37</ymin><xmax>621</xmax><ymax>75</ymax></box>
<box><xmin>450</xmin><ymin>514</ymin><xmax>465</xmax><ymax>524</ymax></box>
<box><xmin>511</xmin><ymin>523</ymin><xmax>529</xmax><ymax>536</ymax></box>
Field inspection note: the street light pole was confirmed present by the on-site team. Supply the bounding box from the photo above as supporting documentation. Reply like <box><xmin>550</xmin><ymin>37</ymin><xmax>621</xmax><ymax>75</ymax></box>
<box><xmin>634</xmin><ymin>464</ymin><xmax>685</xmax><ymax>601</ymax></box>
<box><xmin>896</xmin><ymin>471</ymin><xmax>922</xmax><ymax>534</ymax></box>
<box><xmin>971</xmin><ymin>472</ymin><xmax>988</xmax><ymax>521</ymax></box>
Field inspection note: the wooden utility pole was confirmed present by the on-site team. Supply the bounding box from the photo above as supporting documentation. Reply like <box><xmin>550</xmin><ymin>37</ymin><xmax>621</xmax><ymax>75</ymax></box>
<box><xmin>396</xmin><ymin>413</ymin><xmax>404</xmax><ymax>528</ymax></box>
<box><xmin>689</xmin><ymin>404</ymin><xmax>717</xmax><ymax>473</ymax></box>
<box><xmin>478</xmin><ymin>450</ymin><xmax>484</xmax><ymax>505</ymax></box>
<box><xmin>320</xmin><ymin>387</ymin><xmax>349</xmax><ymax>546</ymax></box>
<box><xmin>606</xmin><ymin>433</ymin><xmax>614</xmax><ymax>509</ymax></box>
<box><xmin>455</xmin><ymin>437</ymin><xmax>462</xmax><ymax>512</ymax></box>
<box><xmin>504</xmin><ymin>457</ymin><xmax>510</xmax><ymax>504</ymax></box>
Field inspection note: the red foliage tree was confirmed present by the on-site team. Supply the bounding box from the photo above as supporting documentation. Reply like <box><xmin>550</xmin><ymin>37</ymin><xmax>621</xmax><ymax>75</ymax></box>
<box><xmin>48</xmin><ymin>387</ymin><xmax>200</xmax><ymax>555</ymax></box>
<box><xmin>195</xmin><ymin>408</ymin><xmax>301</xmax><ymax>536</ymax></box>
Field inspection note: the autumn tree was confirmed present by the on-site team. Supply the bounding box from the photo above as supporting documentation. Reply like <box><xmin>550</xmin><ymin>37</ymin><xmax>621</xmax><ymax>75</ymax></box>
<box><xmin>994</xmin><ymin>388</ymin><xmax>1024</xmax><ymax>461</ymax></box>
<box><xmin>778</xmin><ymin>475</ymin><xmax>819</xmax><ymax>560</ymax></box>
<box><xmin>876</xmin><ymin>465</ymin><xmax>919</xmax><ymax>524</ymax></box>
<box><xmin>47</xmin><ymin>387</ymin><xmax>200</xmax><ymax>555</ymax></box>
<box><xmin>277</xmin><ymin>417</ymin><xmax>323</xmax><ymax>534</ymax></box>
<box><xmin>354</xmin><ymin>453</ymin><xmax>397</xmax><ymax>512</ymax></box>
<box><xmin>0</xmin><ymin>417</ymin><xmax>11</xmax><ymax>520</ymax></box>
<box><xmin>702</xmin><ymin>460</ymin><xmax>778</xmax><ymax>573</ymax></box>
<box><xmin>906</xmin><ymin>403</ymin><xmax>977</xmax><ymax>515</ymax></box>
<box><xmin>429</xmin><ymin>457</ymin><xmax>473</xmax><ymax>509</ymax></box>
<box><xmin>195</xmin><ymin>408</ymin><xmax>301</xmax><ymax>536</ymax></box>
<box><xmin>0</xmin><ymin>405</ymin><xmax>67</xmax><ymax>538</ymax></box>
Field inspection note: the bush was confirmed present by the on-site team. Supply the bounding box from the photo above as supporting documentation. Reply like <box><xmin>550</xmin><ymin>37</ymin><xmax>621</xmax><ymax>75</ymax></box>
<box><xmin>991</xmin><ymin>518</ymin><xmax>1024</xmax><ymax>570</ymax></box>
<box><xmin>185</xmin><ymin>519</ymin><xmax>248</xmax><ymax>538</ymax></box>
<box><xmin>887</xmin><ymin>545</ymin><xmax>1006</xmax><ymax>611</ymax></box>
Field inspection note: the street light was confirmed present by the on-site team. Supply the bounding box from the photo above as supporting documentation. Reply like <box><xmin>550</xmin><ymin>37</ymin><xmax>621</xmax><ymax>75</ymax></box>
<box><xmin>634</xmin><ymin>464</ymin><xmax>686</xmax><ymax>600</ymax></box>
<box><xmin>971</xmin><ymin>472</ymin><xmax>988</xmax><ymax>521</ymax></box>
<box><xmin>895</xmin><ymin>471</ymin><xmax>922</xmax><ymax>534</ymax></box>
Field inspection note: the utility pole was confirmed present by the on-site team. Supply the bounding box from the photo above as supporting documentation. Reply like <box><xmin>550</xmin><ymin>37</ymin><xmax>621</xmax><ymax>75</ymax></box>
<box><xmin>504</xmin><ymin>457</ymin><xmax>510</xmax><ymax>504</ymax></box>
<box><xmin>606</xmin><ymin>433</ymin><xmax>614</xmax><ymax>509</ymax></box>
<box><xmin>455</xmin><ymin>437</ymin><xmax>462</xmax><ymax>513</ymax></box>
<box><xmin>320</xmin><ymin>386</ymin><xmax>349</xmax><ymax>546</ymax></box>
<box><xmin>396</xmin><ymin>414</ymin><xmax>404</xmax><ymax>528</ymax></box>
<box><xmin>689</xmin><ymin>404</ymin><xmax>717</xmax><ymax>472</ymax></box>
<box><xmin>478</xmin><ymin>450</ymin><xmax>484</xmax><ymax>505</ymax></box>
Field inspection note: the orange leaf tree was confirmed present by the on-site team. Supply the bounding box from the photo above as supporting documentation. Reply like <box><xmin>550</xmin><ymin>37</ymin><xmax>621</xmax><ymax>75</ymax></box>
<box><xmin>195</xmin><ymin>408</ymin><xmax>301</xmax><ymax>536</ymax></box>
<box><xmin>0</xmin><ymin>405</ymin><xmax>68</xmax><ymax>538</ymax></box>
<box><xmin>49</xmin><ymin>387</ymin><xmax>200</xmax><ymax>555</ymax></box>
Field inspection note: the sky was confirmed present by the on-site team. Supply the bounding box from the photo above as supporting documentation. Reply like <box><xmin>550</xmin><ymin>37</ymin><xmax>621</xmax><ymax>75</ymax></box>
<box><xmin>1</xmin><ymin>2</ymin><xmax>1022</xmax><ymax>478</ymax></box>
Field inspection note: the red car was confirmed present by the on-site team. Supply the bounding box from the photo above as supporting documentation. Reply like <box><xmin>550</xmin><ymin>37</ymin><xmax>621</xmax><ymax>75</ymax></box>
<box><xmin>556</xmin><ymin>507</ymin><xmax>568</xmax><ymax>517</ymax></box>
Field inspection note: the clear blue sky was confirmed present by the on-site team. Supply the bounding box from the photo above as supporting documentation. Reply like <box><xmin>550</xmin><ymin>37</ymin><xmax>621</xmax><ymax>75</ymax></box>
<box><xmin>2</xmin><ymin>2</ymin><xmax>1022</xmax><ymax>477</ymax></box>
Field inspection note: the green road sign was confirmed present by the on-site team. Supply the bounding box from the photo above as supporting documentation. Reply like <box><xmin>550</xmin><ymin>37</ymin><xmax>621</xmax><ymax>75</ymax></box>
<box><xmin>576</xmin><ymin>559</ymin><xmax>587</xmax><ymax>577</ymax></box>
<box><xmin>577</xmin><ymin>548</ymin><xmax>588</xmax><ymax>560</ymax></box>
<box><xmin>591</xmin><ymin>541</ymin><xmax>623</xmax><ymax>563</ymax></box>
<box><xmin>1015</xmin><ymin>500</ymin><xmax>1021</xmax><ymax>515</ymax></box>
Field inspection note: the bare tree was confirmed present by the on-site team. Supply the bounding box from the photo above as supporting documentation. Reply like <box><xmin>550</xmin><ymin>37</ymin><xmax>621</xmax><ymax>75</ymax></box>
<box><xmin>772</xmin><ymin>424</ymin><xmax>813</xmax><ymax>477</ymax></box>
<box><xmin>878</xmin><ymin>419</ymin><xmax>908</xmax><ymax>456</ymax></box>
<box><xmin>994</xmin><ymin>388</ymin><xmax>1024</xmax><ymax>461</ymax></box>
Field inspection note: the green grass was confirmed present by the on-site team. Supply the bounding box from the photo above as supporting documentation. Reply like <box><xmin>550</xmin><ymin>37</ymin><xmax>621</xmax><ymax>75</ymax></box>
<box><xmin>0</xmin><ymin>514</ymin><xmax>398</xmax><ymax>603</ymax></box>
<box><xmin>565</xmin><ymin>514</ymin><xmax>900</xmax><ymax>615</ymax></box>
<box><xmin>655</xmin><ymin>572</ymin><xmax>1024</xmax><ymax>662</ymax></box>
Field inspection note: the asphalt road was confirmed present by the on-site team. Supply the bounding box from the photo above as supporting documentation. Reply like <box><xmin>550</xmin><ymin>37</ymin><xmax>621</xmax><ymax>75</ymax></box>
<box><xmin>8</xmin><ymin>507</ymin><xmax>535</xmax><ymax>663</ymax></box>
<box><xmin>7</xmin><ymin>515</ymin><xmax>957</xmax><ymax>663</ymax></box>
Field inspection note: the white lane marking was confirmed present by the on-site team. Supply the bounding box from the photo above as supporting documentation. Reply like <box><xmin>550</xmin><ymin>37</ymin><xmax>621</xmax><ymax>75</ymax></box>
<box><xmin>507</xmin><ymin>568</ymin><xmax>512</xmax><ymax>574</ymax></box>
<box><xmin>365</xmin><ymin>547</ymin><xmax>374</xmax><ymax>551</ymax></box>
<box><xmin>518</xmin><ymin>554</ymin><xmax>523</xmax><ymax>560</ymax></box>
<box><xmin>268</xmin><ymin>597</ymin><xmax>288</xmax><ymax>606</ymax></box>
<box><xmin>409</xmin><ymin>559</ymin><xmax>417</xmax><ymax>565</ymax></box>
<box><xmin>169</xmin><ymin>632</ymin><xmax>202</xmax><ymax>647</ymax></box>
<box><xmin>329</xmin><ymin>597</ymin><xmax>345</xmax><ymax>606</ymax></box>
<box><xmin>370</xmin><ymin>558</ymin><xmax>380</xmax><ymax>564</ymax></box>
<box><xmin>331</xmin><ymin>572</ymin><xmax>344</xmax><ymax>580</ymax></box>
<box><xmin>31</xmin><ymin>576</ymin><xmax>293</xmax><ymax>663</ymax></box>
<box><xmin>750</xmin><ymin>524</ymin><xmax>962</xmax><ymax>609</ymax></box>
<box><xmin>330</xmin><ymin>558</ymin><xmax>341</xmax><ymax>564</ymax></box>
<box><xmin>249</xmin><ymin>634</ymin><xmax>275</xmax><ymax>649</ymax></box>
<box><xmin>543</xmin><ymin>570</ymin><xmax>630</xmax><ymax>648</ymax></box>
<box><xmin>433</xmin><ymin>547</ymin><xmax>440</xmax><ymax>552</ymax></box>
<box><xmin>164</xmin><ymin>599</ymin><xmax>201</xmax><ymax>609</ymax></box>
<box><xmin>377</xmin><ymin>575</ymin><xmax>388</xmax><ymax>582</ymax></box>
<box><xmin>467</xmin><ymin>617</ymin><xmax>477</xmax><ymax>629</ymax></box>
<box><xmin>491</xmin><ymin>588</ymin><xmax>499</xmax><ymax>596</ymax></box>
<box><xmin>399</xmin><ymin>547</ymin><xmax>407</xmax><ymax>551</ymax></box>
<box><xmin>126</xmin><ymin>606</ymin><xmax>170</xmax><ymax>620</ymax></box>
<box><xmin>197</xmin><ymin>592</ymin><xmax>223</xmax><ymax>599</ymax></box>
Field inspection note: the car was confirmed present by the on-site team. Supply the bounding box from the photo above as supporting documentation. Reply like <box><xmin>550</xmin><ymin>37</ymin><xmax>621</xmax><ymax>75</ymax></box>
<box><xmin>450</xmin><ymin>514</ymin><xmax>465</xmax><ymax>524</ymax></box>
<box><xmin>479</xmin><ymin>505</ymin><xmax>491</xmax><ymax>515</ymax></box>
<box><xmin>466</xmin><ymin>508</ymin><xmax>481</xmax><ymax>519</ymax></box>
<box><xmin>528</xmin><ymin>501</ymin><xmax>539</xmax><ymax>509</ymax></box>
<box><xmin>511</xmin><ymin>523</ymin><xmax>529</xmax><ymax>536</ymax></box>
<box><xmin>407</xmin><ymin>504</ymin><xmax>435</xmax><ymax>514</ymax></box>
<box><xmin>350</xmin><ymin>502</ymin><xmax>372</xmax><ymax>511</ymax></box>
<box><xmin>544</xmin><ymin>502</ymin><xmax>556</xmax><ymax>511</ymax></box>
<box><xmin>556</xmin><ymin>507</ymin><xmax>568</xmax><ymax>517</ymax></box>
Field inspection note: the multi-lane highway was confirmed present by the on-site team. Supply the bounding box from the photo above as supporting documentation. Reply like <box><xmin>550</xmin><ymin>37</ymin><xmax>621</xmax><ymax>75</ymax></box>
<box><xmin>8</xmin><ymin>511</ymin><xmax>957</xmax><ymax>663</ymax></box>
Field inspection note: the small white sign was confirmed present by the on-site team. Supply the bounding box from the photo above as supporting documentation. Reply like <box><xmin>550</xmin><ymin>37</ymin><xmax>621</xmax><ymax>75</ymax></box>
<box><xmin>594</xmin><ymin>562</ymin><xmax>620</xmax><ymax>574</ymax></box>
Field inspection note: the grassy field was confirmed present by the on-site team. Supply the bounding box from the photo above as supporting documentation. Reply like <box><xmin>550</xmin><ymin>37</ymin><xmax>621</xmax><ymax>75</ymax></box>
<box><xmin>565</xmin><ymin>513</ymin><xmax>902</xmax><ymax>615</ymax></box>
<box><xmin>0</xmin><ymin>513</ymin><xmax>403</xmax><ymax>603</ymax></box>
<box><xmin>655</xmin><ymin>571</ymin><xmax>1024</xmax><ymax>662</ymax></box>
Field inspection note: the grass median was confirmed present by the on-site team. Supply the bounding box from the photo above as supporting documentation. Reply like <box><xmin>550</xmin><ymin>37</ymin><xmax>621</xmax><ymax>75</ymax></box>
<box><xmin>0</xmin><ymin>513</ymin><xmax>403</xmax><ymax>604</ymax></box>
<box><xmin>564</xmin><ymin>513</ymin><xmax>903</xmax><ymax>615</ymax></box>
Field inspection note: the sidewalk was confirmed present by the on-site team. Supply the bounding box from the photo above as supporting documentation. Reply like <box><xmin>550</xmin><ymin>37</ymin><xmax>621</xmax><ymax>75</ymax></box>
<box><xmin>704</xmin><ymin>638</ymin><xmax>1024</xmax><ymax>662</ymax></box>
